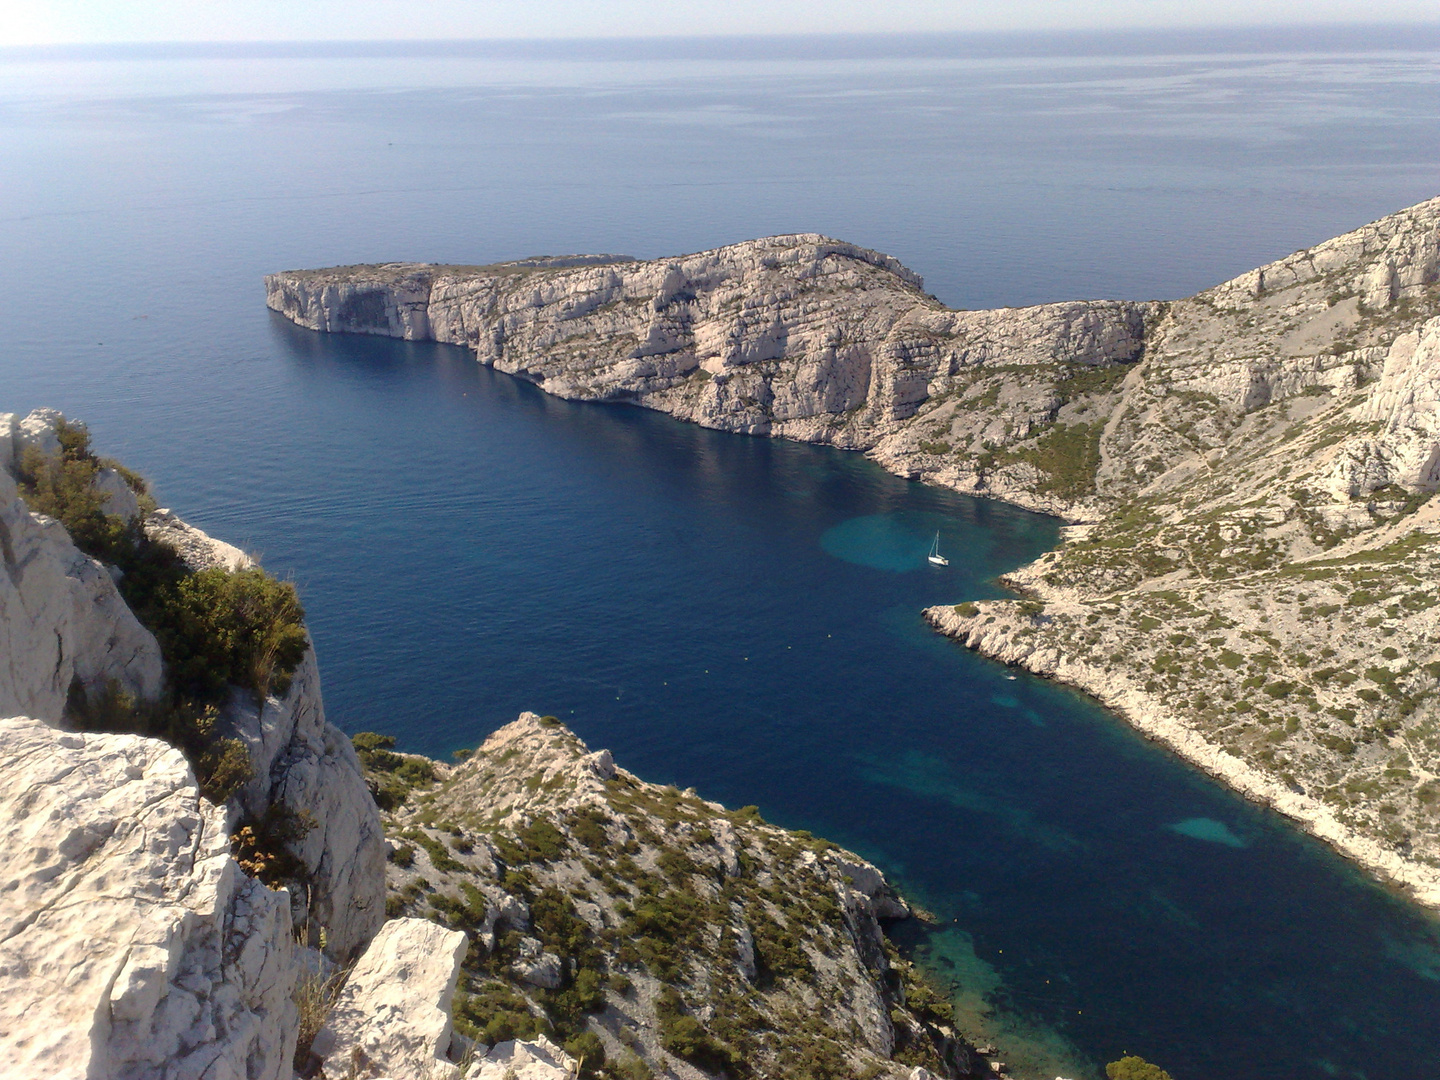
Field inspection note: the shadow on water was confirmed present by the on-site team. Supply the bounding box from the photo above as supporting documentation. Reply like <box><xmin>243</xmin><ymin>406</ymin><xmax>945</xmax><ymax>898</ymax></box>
<box><xmin>261</xmin><ymin>325</ymin><xmax>1440</xmax><ymax>1080</ymax></box>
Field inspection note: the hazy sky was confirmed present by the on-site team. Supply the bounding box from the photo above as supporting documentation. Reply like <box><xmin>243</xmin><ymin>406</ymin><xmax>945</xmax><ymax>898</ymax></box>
<box><xmin>5</xmin><ymin>0</ymin><xmax>1440</xmax><ymax>46</ymax></box>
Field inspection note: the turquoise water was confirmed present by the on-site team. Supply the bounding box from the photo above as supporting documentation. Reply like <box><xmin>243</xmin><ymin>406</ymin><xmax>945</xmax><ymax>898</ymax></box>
<box><xmin>4</xmin><ymin>30</ymin><xmax>1440</xmax><ymax>1079</ymax></box>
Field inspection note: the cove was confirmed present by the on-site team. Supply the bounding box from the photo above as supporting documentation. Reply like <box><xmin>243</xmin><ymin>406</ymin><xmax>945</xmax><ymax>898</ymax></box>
<box><xmin>249</xmin><ymin>323</ymin><xmax>1439</xmax><ymax>1079</ymax></box>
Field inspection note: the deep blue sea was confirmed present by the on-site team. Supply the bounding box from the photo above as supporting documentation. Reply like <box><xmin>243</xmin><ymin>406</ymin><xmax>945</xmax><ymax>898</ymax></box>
<box><xmin>3</xmin><ymin>28</ymin><xmax>1440</xmax><ymax>1080</ymax></box>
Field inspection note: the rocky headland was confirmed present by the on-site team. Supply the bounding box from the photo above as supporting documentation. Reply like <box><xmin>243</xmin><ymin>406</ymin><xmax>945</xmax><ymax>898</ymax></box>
<box><xmin>0</xmin><ymin>408</ymin><xmax>978</xmax><ymax>1079</ymax></box>
<box><xmin>267</xmin><ymin>197</ymin><xmax>1440</xmax><ymax>905</ymax></box>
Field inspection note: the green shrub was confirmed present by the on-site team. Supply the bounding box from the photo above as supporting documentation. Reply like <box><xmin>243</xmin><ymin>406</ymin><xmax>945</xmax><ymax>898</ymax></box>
<box><xmin>655</xmin><ymin>989</ymin><xmax>736</xmax><ymax>1074</ymax></box>
<box><xmin>453</xmin><ymin>983</ymin><xmax>544</xmax><ymax>1044</ymax></box>
<box><xmin>141</xmin><ymin>566</ymin><xmax>308</xmax><ymax>703</ymax></box>
<box><xmin>563</xmin><ymin>1031</ymin><xmax>606</xmax><ymax>1077</ymax></box>
<box><xmin>1106</xmin><ymin>1056</ymin><xmax>1173</xmax><ymax>1080</ymax></box>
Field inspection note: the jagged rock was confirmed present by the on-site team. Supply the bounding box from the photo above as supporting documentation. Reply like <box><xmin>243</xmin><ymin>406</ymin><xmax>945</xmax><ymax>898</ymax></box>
<box><xmin>0</xmin><ymin>716</ymin><xmax>297</xmax><ymax>1080</ymax></box>
<box><xmin>144</xmin><ymin>507</ymin><xmax>250</xmax><ymax>572</ymax></box>
<box><xmin>13</xmin><ymin>406</ymin><xmax>64</xmax><ymax>462</ymax></box>
<box><xmin>314</xmin><ymin>917</ymin><xmax>468</xmax><ymax>1080</ymax></box>
<box><xmin>0</xmin><ymin>447</ymin><xmax>163</xmax><ymax>720</ymax></box>
<box><xmin>377</xmin><ymin>713</ymin><xmax>938</xmax><ymax>1078</ymax></box>
<box><xmin>465</xmin><ymin>1036</ymin><xmax>576</xmax><ymax>1080</ymax></box>
<box><xmin>93</xmin><ymin>466</ymin><xmax>141</xmax><ymax>521</ymax></box>
<box><xmin>223</xmin><ymin>646</ymin><xmax>387</xmax><ymax>960</ymax></box>
<box><xmin>510</xmin><ymin>938</ymin><xmax>564</xmax><ymax>989</ymax></box>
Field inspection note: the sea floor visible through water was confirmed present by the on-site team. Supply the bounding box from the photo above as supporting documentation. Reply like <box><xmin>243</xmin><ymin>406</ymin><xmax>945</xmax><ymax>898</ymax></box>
<box><xmin>4</xmin><ymin>28</ymin><xmax>1440</xmax><ymax>1079</ymax></box>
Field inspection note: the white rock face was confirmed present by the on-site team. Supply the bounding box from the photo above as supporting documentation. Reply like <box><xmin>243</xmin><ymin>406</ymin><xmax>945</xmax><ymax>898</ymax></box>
<box><xmin>266</xmin><ymin>236</ymin><xmax>1150</xmax><ymax>500</ymax></box>
<box><xmin>0</xmin><ymin>716</ymin><xmax>298</xmax><ymax>1080</ymax></box>
<box><xmin>94</xmin><ymin>466</ymin><xmax>142</xmax><ymax>521</ymax></box>
<box><xmin>466</xmin><ymin>1037</ymin><xmax>577</xmax><ymax>1080</ymax></box>
<box><xmin>145</xmin><ymin>507</ymin><xmax>250</xmax><ymax>571</ymax></box>
<box><xmin>0</xmin><ymin>454</ymin><xmax>163</xmax><ymax>721</ymax></box>
<box><xmin>224</xmin><ymin>646</ymin><xmax>387</xmax><ymax>960</ymax></box>
<box><xmin>1337</xmin><ymin>316</ymin><xmax>1440</xmax><ymax>493</ymax></box>
<box><xmin>315</xmin><ymin>917</ymin><xmax>468</xmax><ymax>1080</ymax></box>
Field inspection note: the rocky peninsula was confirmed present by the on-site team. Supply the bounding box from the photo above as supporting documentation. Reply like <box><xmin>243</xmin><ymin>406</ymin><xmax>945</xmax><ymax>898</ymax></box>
<box><xmin>0</xmin><ymin>409</ymin><xmax>978</xmax><ymax>1079</ymax></box>
<box><xmin>267</xmin><ymin>197</ymin><xmax>1440</xmax><ymax>905</ymax></box>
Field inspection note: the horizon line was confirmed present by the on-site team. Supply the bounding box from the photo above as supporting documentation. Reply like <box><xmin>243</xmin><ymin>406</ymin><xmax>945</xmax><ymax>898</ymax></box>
<box><xmin>5</xmin><ymin>22</ymin><xmax>1440</xmax><ymax>61</ymax></box>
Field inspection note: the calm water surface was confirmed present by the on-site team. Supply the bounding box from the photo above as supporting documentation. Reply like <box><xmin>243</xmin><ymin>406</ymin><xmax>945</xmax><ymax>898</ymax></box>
<box><xmin>3</xmin><ymin>29</ymin><xmax>1440</xmax><ymax>1080</ymax></box>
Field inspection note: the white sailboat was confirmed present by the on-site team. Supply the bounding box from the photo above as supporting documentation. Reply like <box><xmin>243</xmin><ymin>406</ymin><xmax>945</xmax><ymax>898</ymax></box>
<box><xmin>928</xmin><ymin>532</ymin><xmax>949</xmax><ymax>566</ymax></box>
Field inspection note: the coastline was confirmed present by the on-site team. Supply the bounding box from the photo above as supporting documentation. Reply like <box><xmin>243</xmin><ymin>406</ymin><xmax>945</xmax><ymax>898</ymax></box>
<box><xmin>923</xmin><ymin>601</ymin><xmax>1440</xmax><ymax>911</ymax></box>
<box><xmin>262</xmin><ymin>199</ymin><xmax>1440</xmax><ymax>914</ymax></box>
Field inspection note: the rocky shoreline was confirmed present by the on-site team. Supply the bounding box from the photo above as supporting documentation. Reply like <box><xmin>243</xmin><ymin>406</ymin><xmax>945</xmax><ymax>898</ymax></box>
<box><xmin>267</xmin><ymin>195</ymin><xmax>1440</xmax><ymax>908</ymax></box>
<box><xmin>922</xmin><ymin>601</ymin><xmax>1440</xmax><ymax>907</ymax></box>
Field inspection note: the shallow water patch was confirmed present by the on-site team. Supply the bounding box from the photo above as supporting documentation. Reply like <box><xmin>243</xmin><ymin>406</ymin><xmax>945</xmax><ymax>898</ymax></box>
<box><xmin>1167</xmin><ymin>817</ymin><xmax>1247</xmax><ymax>848</ymax></box>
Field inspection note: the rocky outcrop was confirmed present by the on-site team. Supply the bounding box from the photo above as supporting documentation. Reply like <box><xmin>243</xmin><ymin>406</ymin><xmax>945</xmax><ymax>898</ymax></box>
<box><xmin>0</xmin><ymin>413</ymin><xmax>163</xmax><ymax>720</ymax></box>
<box><xmin>370</xmin><ymin>712</ymin><xmax>977</xmax><ymax>1080</ymax></box>
<box><xmin>0</xmin><ymin>715</ymin><xmax>297</xmax><ymax>1080</ymax></box>
<box><xmin>314</xmin><ymin>917</ymin><xmax>468</xmax><ymax>1079</ymax></box>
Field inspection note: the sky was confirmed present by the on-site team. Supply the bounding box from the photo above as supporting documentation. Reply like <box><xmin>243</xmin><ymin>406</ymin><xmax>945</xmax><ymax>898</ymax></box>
<box><xmin>4</xmin><ymin>0</ymin><xmax>1440</xmax><ymax>46</ymax></box>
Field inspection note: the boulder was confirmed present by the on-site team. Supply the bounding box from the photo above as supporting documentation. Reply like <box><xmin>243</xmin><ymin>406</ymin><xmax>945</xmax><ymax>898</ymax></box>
<box><xmin>0</xmin><ymin>716</ymin><xmax>297</xmax><ymax>1080</ymax></box>
<box><xmin>314</xmin><ymin>917</ymin><xmax>468</xmax><ymax>1080</ymax></box>
<box><xmin>466</xmin><ymin>1037</ymin><xmax>577</xmax><ymax>1080</ymax></box>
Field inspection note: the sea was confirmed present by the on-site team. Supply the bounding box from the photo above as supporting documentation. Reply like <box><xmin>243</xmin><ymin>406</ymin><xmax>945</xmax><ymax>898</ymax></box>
<box><xmin>3</xmin><ymin>26</ymin><xmax>1440</xmax><ymax>1079</ymax></box>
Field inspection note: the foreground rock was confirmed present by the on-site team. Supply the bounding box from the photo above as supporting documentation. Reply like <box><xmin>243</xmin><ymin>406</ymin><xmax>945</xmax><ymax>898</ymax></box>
<box><xmin>0</xmin><ymin>716</ymin><xmax>298</xmax><ymax>1080</ymax></box>
<box><xmin>315</xmin><ymin>917</ymin><xmax>468</xmax><ymax>1079</ymax></box>
<box><xmin>368</xmin><ymin>712</ymin><xmax>981</xmax><ymax>1079</ymax></box>
<box><xmin>271</xmin><ymin>197</ymin><xmax>1440</xmax><ymax>904</ymax></box>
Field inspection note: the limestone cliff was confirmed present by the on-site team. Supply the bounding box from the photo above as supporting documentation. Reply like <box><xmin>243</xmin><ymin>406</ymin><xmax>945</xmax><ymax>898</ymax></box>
<box><xmin>266</xmin><ymin>236</ymin><xmax>1152</xmax><ymax>519</ymax></box>
<box><xmin>268</xmin><ymin>196</ymin><xmax>1440</xmax><ymax>904</ymax></box>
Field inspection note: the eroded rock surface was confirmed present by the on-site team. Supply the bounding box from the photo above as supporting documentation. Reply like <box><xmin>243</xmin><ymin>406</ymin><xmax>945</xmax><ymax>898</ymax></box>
<box><xmin>0</xmin><ymin>715</ymin><xmax>297</xmax><ymax>1080</ymax></box>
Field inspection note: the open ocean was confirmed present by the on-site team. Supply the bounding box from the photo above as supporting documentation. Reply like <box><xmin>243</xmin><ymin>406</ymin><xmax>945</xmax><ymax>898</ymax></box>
<box><xmin>3</xmin><ymin>27</ymin><xmax>1440</xmax><ymax>1079</ymax></box>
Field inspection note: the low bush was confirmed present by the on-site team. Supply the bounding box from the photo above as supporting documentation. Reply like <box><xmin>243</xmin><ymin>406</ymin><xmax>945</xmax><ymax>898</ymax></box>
<box><xmin>1106</xmin><ymin>1056</ymin><xmax>1173</xmax><ymax>1080</ymax></box>
<box><xmin>655</xmin><ymin>989</ymin><xmax>736</xmax><ymax>1074</ymax></box>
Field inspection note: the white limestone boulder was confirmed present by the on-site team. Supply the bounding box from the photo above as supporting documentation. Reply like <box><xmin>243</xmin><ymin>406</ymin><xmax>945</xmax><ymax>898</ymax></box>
<box><xmin>0</xmin><ymin>716</ymin><xmax>298</xmax><ymax>1080</ymax></box>
<box><xmin>314</xmin><ymin>917</ymin><xmax>469</xmax><ymax>1080</ymax></box>
<box><xmin>466</xmin><ymin>1036</ymin><xmax>577</xmax><ymax>1080</ymax></box>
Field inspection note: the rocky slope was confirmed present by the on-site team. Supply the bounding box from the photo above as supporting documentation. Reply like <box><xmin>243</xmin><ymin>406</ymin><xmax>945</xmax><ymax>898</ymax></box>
<box><xmin>362</xmin><ymin>712</ymin><xmax>981</xmax><ymax>1080</ymax></box>
<box><xmin>0</xmin><ymin>408</ymin><xmax>979</xmax><ymax>1079</ymax></box>
<box><xmin>268</xmin><ymin>196</ymin><xmax>1440</xmax><ymax>903</ymax></box>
